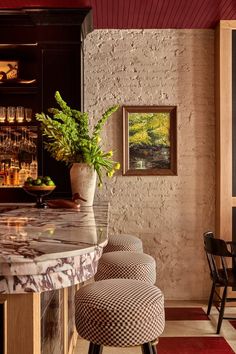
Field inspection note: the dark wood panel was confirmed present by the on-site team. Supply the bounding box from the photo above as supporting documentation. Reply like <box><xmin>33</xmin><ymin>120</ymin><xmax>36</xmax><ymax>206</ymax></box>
<box><xmin>0</xmin><ymin>8</ymin><xmax>92</xmax><ymax>202</ymax></box>
<box><xmin>41</xmin><ymin>46</ymin><xmax>82</xmax><ymax>198</ymax></box>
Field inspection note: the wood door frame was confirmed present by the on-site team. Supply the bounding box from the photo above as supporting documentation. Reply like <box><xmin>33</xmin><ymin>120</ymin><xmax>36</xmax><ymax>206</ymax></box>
<box><xmin>215</xmin><ymin>21</ymin><xmax>236</xmax><ymax>241</ymax></box>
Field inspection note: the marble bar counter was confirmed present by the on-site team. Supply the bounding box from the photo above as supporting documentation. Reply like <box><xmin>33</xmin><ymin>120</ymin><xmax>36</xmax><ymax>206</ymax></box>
<box><xmin>0</xmin><ymin>203</ymin><xmax>108</xmax><ymax>294</ymax></box>
<box><xmin>0</xmin><ymin>203</ymin><xmax>109</xmax><ymax>354</ymax></box>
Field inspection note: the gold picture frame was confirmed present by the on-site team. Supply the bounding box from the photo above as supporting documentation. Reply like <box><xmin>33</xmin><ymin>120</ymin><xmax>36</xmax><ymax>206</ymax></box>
<box><xmin>123</xmin><ymin>105</ymin><xmax>177</xmax><ymax>176</ymax></box>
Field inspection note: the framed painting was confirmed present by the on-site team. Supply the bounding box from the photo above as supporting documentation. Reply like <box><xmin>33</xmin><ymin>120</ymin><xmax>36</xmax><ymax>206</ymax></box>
<box><xmin>123</xmin><ymin>106</ymin><xmax>177</xmax><ymax>176</ymax></box>
<box><xmin>0</xmin><ymin>61</ymin><xmax>18</xmax><ymax>81</ymax></box>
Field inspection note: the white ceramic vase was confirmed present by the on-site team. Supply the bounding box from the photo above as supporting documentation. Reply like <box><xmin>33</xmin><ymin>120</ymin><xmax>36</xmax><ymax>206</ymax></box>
<box><xmin>70</xmin><ymin>163</ymin><xmax>97</xmax><ymax>206</ymax></box>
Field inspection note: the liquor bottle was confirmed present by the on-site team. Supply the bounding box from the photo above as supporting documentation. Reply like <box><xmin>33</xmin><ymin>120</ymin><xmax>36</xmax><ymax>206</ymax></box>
<box><xmin>0</xmin><ymin>162</ymin><xmax>5</xmax><ymax>186</ymax></box>
<box><xmin>9</xmin><ymin>164</ymin><xmax>14</xmax><ymax>186</ymax></box>
<box><xmin>13</xmin><ymin>168</ymin><xmax>19</xmax><ymax>186</ymax></box>
<box><xmin>30</xmin><ymin>158</ymin><xmax>38</xmax><ymax>179</ymax></box>
<box><xmin>18</xmin><ymin>163</ymin><xmax>27</xmax><ymax>186</ymax></box>
<box><xmin>4</xmin><ymin>163</ymin><xmax>10</xmax><ymax>186</ymax></box>
<box><xmin>12</xmin><ymin>159</ymin><xmax>20</xmax><ymax>186</ymax></box>
<box><xmin>25</xmin><ymin>163</ymin><xmax>31</xmax><ymax>179</ymax></box>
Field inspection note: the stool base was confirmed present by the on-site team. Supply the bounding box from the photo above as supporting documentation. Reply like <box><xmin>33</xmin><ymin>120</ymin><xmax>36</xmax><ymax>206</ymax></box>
<box><xmin>88</xmin><ymin>343</ymin><xmax>103</xmax><ymax>354</ymax></box>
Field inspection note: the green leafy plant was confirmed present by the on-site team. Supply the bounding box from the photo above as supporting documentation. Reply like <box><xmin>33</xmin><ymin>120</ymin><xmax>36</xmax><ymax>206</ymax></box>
<box><xmin>36</xmin><ymin>91</ymin><xmax>120</xmax><ymax>186</ymax></box>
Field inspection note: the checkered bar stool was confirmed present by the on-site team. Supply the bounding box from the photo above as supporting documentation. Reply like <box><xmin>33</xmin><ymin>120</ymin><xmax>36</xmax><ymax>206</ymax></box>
<box><xmin>95</xmin><ymin>251</ymin><xmax>156</xmax><ymax>284</ymax></box>
<box><xmin>103</xmin><ymin>234</ymin><xmax>143</xmax><ymax>253</ymax></box>
<box><xmin>75</xmin><ymin>278</ymin><xmax>165</xmax><ymax>354</ymax></box>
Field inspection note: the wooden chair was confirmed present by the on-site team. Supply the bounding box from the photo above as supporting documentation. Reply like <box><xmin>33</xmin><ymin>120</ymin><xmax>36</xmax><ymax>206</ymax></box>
<box><xmin>203</xmin><ymin>231</ymin><xmax>236</xmax><ymax>333</ymax></box>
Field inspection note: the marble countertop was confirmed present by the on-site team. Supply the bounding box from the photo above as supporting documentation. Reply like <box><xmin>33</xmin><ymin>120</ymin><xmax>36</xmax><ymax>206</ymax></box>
<box><xmin>0</xmin><ymin>203</ymin><xmax>109</xmax><ymax>293</ymax></box>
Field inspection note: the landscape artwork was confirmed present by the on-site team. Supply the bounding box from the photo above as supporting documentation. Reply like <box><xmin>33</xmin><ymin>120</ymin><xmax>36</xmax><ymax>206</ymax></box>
<box><xmin>123</xmin><ymin>106</ymin><xmax>177</xmax><ymax>176</ymax></box>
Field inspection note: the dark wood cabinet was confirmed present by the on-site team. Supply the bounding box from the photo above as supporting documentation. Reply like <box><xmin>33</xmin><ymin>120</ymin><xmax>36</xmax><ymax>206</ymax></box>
<box><xmin>0</xmin><ymin>8</ymin><xmax>93</xmax><ymax>202</ymax></box>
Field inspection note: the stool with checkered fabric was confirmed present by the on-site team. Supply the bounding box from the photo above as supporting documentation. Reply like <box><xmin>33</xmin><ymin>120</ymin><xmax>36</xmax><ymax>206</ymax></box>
<box><xmin>103</xmin><ymin>234</ymin><xmax>143</xmax><ymax>253</ymax></box>
<box><xmin>75</xmin><ymin>278</ymin><xmax>165</xmax><ymax>354</ymax></box>
<box><xmin>94</xmin><ymin>251</ymin><xmax>156</xmax><ymax>284</ymax></box>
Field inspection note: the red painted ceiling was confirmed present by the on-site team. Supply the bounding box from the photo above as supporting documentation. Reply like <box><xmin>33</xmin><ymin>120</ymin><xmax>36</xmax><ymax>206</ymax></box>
<box><xmin>0</xmin><ymin>0</ymin><xmax>235</xmax><ymax>29</ymax></box>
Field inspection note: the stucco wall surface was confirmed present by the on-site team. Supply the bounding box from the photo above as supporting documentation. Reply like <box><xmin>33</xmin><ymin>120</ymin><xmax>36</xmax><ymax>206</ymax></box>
<box><xmin>84</xmin><ymin>29</ymin><xmax>215</xmax><ymax>300</ymax></box>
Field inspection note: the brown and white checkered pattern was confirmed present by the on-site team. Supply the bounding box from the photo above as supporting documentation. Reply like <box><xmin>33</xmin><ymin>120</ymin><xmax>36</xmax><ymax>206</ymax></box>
<box><xmin>103</xmin><ymin>234</ymin><xmax>143</xmax><ymax>253</ymax></box>
<box><xmin>75</xmin><ymin>278</ymin><xmax>165</xmax><ymax>347</ymax></box>
<box><xmin>95</xmin><ymin>251</ymin><xmax>156</xmax><ymax>284</ymax></box>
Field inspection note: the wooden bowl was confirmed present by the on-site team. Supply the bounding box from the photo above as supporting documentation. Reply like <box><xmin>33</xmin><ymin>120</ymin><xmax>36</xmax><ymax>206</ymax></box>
<box><xmin>23</xmin><ymin>185</ymin><xmax>56</xmax><ymax>208</ymax></box>
<box><xmin>23</xmin><ymin>185</ymin><xmax>56</xmax><ymax>192</ymax></box>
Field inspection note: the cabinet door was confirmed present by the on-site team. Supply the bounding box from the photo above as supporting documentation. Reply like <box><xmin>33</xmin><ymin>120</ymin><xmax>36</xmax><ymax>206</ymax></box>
<box><xmin>41</xmin><ymin>45</ymin><xmax>82</xmax><ymax>198</ymax></box>
<box><xmin>0</xmin><ymin>45</ymin><xmax>41</xmax><ymax>203</ymax></box>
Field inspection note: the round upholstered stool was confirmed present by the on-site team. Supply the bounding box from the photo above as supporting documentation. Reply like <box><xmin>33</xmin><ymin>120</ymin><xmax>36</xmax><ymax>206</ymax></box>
<box><xmin>103</xmin><ymin>234</ymin><xmax>143</xmax><ymax>253</ymax></box>
<box><xmin>75</xmin><ymin>278</ymin><xmax>165</xmax><ymax>354</ymax></box>
<box><xmin>95</xmin><ymin>251</ymin><xmax>156</xmax><ymax>284</ymax></box>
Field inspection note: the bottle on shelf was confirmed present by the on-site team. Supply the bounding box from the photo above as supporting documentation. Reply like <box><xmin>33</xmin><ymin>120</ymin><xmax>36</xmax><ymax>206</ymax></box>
<box><xmin>13</xmin><ymin>168</ymin><xmax>19</xmax><ymax>186</ymax></box>
<box><xmin>30</xmin><ymin>157</ymin><xmax>38</xmax><ymax>180</ymax></box>
<box><xmin>4</xmin><ymin>163</ymin><xmax>10</xmax><ymax>186</ymax></box>
<box><xmin>9</xmin><ymin>163</ymin><xmax>14</xmax><ymax>186</ymax></box>
<box><xmin>0</xmin><ymin>156</ymin><xmax>38</xmax><ymax>187</ymax></box>
<box><xmin>11</xmin><ymin>159</ymin><xmax>19</xmax><ymax>186</ymax></box>
<box><xmin>25</xmin><ymin>163</ymin><xmax>31</xmax><ymax>180</ymax></box>
<box><xmin>0</xmin><ymin>162</ymin><xmax>5</xmax><ymax>186</ymax></box>
<box><xmin>18</xmin><ymin>162</ymin><xmax>27</xmax><ymax>186</ymax></box>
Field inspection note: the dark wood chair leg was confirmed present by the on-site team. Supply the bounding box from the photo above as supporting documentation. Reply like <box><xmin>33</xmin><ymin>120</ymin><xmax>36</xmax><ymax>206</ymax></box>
<box><xmin>217</xmin><ymin>286</ymin><xmax>227</xmax><ymax>334</ymax></box>
<box><xmin>88</xmin><ymin>343</ymin><xmax>103</xmax><ymax>354</ymax></box>
<box><xmin>207</xmin><ymin>282</ymin><xmax>215</xmax><ymax>315</ymax></box>
<box><xmin>141</xmin><ymin>342</ymin><xmax>153</xmax><ymax>354</ymax></box>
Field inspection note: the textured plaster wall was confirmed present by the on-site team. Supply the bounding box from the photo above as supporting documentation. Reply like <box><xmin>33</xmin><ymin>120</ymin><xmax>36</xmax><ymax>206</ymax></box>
<box><xmin>84</xmin><ymin>29</ymin><xmax>215</xmax><ymax>300</ymax></box>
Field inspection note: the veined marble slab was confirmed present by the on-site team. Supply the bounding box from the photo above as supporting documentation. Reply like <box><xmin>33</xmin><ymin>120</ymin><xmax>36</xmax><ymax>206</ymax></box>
<box><xmin>0</xmin><ymin>203</ymin><xmax>109</xmax><ymax>293</ymax></box>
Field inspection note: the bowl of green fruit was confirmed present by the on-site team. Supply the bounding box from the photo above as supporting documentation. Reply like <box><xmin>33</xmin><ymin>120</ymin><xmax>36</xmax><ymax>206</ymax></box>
<box><xmin>23</xmin><ymin>176</ymin><xmax>56</xmax><ymax>208</ymax></box>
